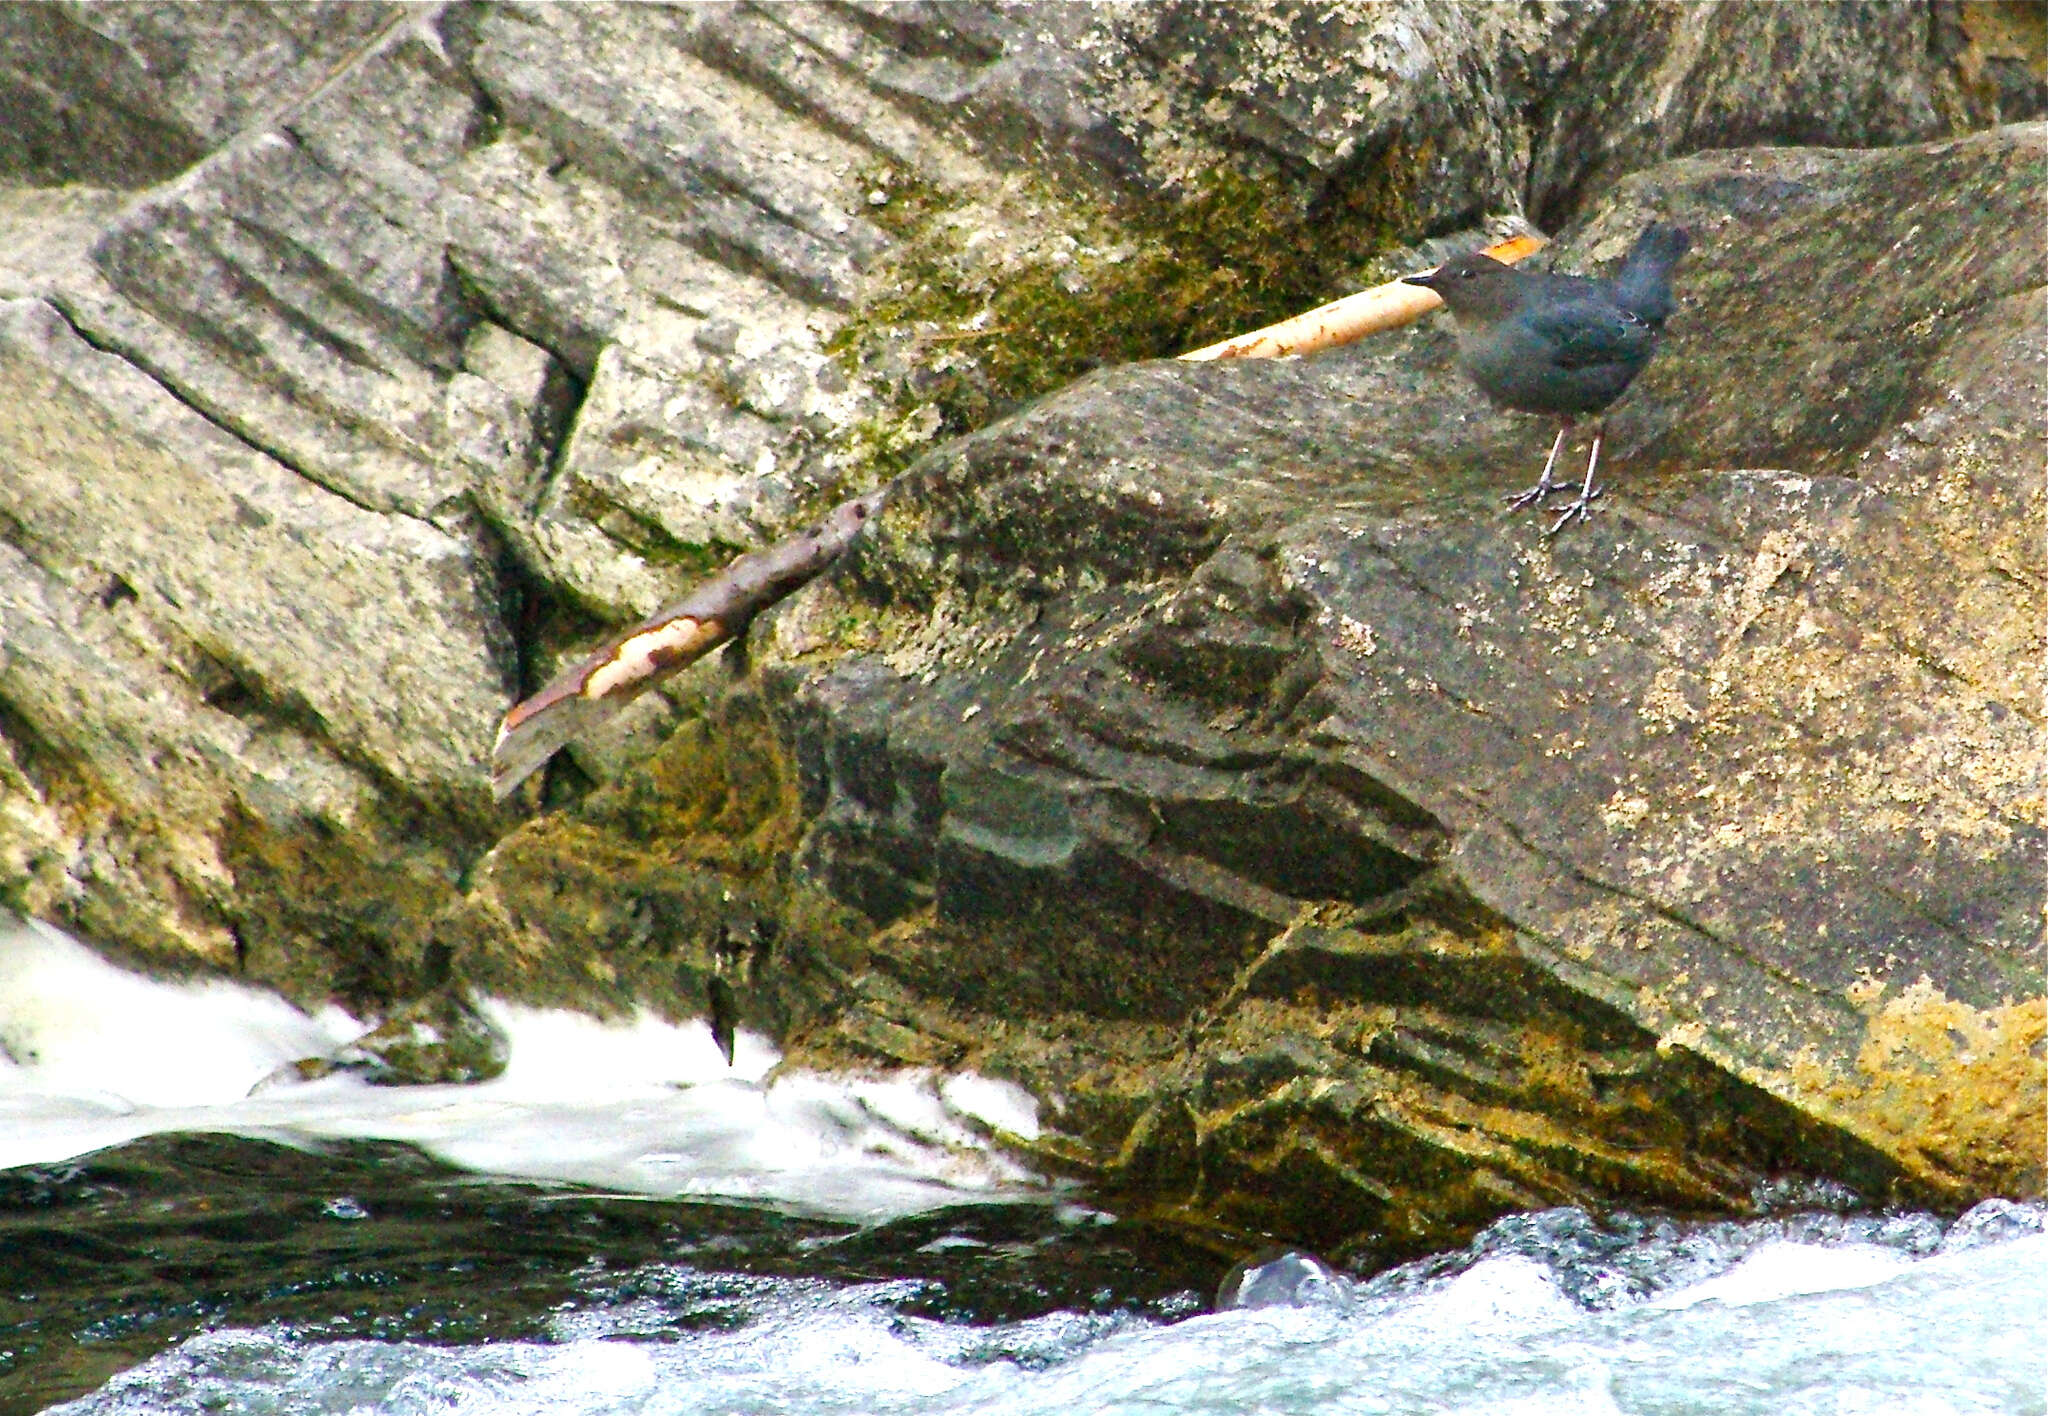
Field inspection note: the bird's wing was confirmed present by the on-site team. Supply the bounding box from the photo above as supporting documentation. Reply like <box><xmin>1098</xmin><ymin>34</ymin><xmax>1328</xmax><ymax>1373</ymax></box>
<box><xmin>1524</xmin><ymin>299</ymin><xmax>1655</xmax><ymax>371</ymax></box>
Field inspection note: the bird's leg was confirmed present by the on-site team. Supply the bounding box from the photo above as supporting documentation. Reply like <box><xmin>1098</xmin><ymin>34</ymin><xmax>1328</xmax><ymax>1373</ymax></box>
<box><xmin>1506</xmin><ymin>421</ymin><xmax>1573</xmax><ymax>510</ymax></box>
<box><xmin>1546</xmin><ymin>425</ymin><xmax>1606</xmax><ymax>536</ymax></box>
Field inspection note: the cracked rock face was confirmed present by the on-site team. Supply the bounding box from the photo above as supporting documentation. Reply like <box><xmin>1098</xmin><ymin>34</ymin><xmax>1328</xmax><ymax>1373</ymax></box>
<box><xmin>0</xmin><ymin>1</ymin><xmax>2041</xmax><ymax>1254</ymax></box>
<box><xmin>779</xmin><ymin>124</ymin><xmax>2044</xmax><ymax>1250</ymax></box>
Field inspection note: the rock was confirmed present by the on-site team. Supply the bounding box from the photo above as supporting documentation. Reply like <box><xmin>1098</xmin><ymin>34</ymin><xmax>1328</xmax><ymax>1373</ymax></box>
<box><xmin>326</xmin><ymin>990</ymin><xmax>510</xmax><ymax>1086</ymax></box>
<box><xmin>0</xmin><ymin>295</ymin><xmax>507</xmax><ymax>994</ymax></box>
<box><xmin>773</xmin><ymin>124</ymin><xmax>2044</xmax><ymax>1255</ymax></box>
<box><xmin>1519</xmin><ymin>1</ymin><xmax>2031</xmax><ymax>228</ymax></box>
<box><xmin>262</xmin><ymin>989</ymin><xmax>509</xmax><ymax>1088</ymax></box>
<box><xmin>0</xmin><ymin>1</ymin><xmax>2038</xmax><ymax>1255</ymax></box>
<box><xmin>0</xmin><ymin>2</ymin><xmax>402</xmax><ymax>187</ymax></box>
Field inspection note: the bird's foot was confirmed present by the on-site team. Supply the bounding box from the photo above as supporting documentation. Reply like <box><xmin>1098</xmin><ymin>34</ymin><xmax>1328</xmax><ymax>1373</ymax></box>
<box><xmin>1544</xmin><ymin>484</ymin><xmax>1604</xmax><ymax>536</ymax></box>
<box><xmin>1505</xmin><ymin>476</ymin><xmax>1566</xmax><ymax>511</ymax></box>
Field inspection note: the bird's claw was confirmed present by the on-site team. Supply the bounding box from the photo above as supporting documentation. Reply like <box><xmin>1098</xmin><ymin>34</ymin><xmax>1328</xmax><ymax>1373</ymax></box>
<box><xmin>1505</xmin><ymin>479</ymin><xmax>1564</xmax><ymax>511</ymax></box>
<box><xmin>1543</xmin><ymin>485</ymin><xmax>1604</xmax><ymax>536</ymax></box>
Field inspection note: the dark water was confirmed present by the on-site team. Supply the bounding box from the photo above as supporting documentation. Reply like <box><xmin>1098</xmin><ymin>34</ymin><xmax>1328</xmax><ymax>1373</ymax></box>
<box><xmin>0</xmin><ymin>1135</ymin><xmax>1219</xmax><ymax>1416</ymax></box>
<box><xmin>12</xmin><ymin>1135</ymin><xmax>2044</xmax><ymax>1416</ymax></box>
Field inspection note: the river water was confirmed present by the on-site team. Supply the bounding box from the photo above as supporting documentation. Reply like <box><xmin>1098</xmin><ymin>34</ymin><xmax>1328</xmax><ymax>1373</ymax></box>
<box><xmin>4</xmin><ymin>915</ymin><xmax>2043</xmax><ymax>1416</ymax></box>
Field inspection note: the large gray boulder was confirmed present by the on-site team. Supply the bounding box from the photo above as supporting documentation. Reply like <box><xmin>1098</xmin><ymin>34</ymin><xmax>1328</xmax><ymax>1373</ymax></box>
<box><xmin>756</xmin><ymin>125</ymin><xmax>2043</xmax><ymax>1255</ymax></box>
<box><xmin>0</xmin><ymin>1</ymin><xmax>2039</xmax><ymax>1251</ymax></box>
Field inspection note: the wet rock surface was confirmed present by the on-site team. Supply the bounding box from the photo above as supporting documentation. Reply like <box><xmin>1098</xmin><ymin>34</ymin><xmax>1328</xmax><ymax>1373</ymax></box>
<box><xmin>274</xmin><ymin>990</ymin><xmax>511</xmax><ymax>1087</ymax></box>
<box><xmin>0</xmin><ymin>2</ymin><xmax>2041</xmax><ymax>1255</ymax></box>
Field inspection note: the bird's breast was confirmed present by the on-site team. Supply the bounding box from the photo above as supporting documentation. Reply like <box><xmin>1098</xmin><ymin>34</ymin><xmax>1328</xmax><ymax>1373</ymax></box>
<box><xmin>1456</xmin><ymin>320</ymin><xmax>1647</xmax><ymax>417</ymax></box>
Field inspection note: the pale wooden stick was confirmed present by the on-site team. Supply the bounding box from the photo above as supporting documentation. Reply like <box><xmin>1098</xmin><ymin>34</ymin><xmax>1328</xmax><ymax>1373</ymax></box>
<box><xmin>1179</xmin><ymin>233</ymin><xmax>1547</xmax><ymax>362</ymax></box>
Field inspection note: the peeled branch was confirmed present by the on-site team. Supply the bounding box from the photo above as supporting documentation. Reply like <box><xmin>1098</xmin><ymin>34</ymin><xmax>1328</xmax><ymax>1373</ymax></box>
<box><xmin>1179</xmin><ymin>232</ymin><xmax>1546</xmax><ymax>362</ymax></box>
<box><xmin>490</xmin><ymin>486</ymin><xmax>890</xmax><ymax>798</ymax></box>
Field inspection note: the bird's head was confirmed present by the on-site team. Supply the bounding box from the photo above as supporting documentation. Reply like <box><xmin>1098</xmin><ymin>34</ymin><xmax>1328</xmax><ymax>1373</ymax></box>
<box><xmin>1404</xmin><ymin>252</ymin><xmax>1526</xmax><ymax>322</ymax></box>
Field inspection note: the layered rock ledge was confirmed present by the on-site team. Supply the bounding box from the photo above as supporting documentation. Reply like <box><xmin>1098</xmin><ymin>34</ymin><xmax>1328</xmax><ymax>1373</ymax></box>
<box><xmin>1</xmin><ymin>2</ymin><xmax>2041</xmax><ymax>1260</ymax></box>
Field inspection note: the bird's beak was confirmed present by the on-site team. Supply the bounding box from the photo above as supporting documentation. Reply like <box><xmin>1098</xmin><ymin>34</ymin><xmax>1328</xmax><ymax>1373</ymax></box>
<box><xmin>1402</xmin><ymin>269</ymin><xmax>1440</xmax><ymax>290</ymax></box>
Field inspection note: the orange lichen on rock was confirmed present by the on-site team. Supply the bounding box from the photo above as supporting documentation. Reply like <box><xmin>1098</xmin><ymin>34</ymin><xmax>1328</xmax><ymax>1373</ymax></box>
<box><xmin>1796</xmin><ymin>978</ymin><xmax>2046</xmax><ymax>1197</ymax></box>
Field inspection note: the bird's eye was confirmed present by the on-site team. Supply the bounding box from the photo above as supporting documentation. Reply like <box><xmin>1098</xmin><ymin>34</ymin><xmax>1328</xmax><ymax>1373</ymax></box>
<box><xmin>1457</xmin><ymin>268</ymin><xmax>1476</xmax><ymax>279</ymax></box>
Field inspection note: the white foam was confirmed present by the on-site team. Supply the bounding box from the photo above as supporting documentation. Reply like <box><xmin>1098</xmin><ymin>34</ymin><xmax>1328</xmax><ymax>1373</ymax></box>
<box><xmin>0</xmin><ymin>916</ymin><xmax>357</xmax><ymax>1106</ymax></box>
<box><xmin>1412</xmin><ymin>1254</ymin><xmax>1582</xmax><ymax>1330</ymax></box>
<box><xmin>938</xmin><ymin>1071</ymin><xmax>1042</xmax><ymax>1140</ymax></box>
<box><xmin>1647</xmin><ymin>1239</ymin><xmax>1913</xmax><ymax>1310</ymax></box>
<box><xmin>54</xmin><ymin>1233</ymin><xmax>2048</xmax><ymax>1416</ymax></box>
<box><xmin>0</xmin><ymin>913</ymin><xmax>1049</xmax><ymax>1221</ymax></box>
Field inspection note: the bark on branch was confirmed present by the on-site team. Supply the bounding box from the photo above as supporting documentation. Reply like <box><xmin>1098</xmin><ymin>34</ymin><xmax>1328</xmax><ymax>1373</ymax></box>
<box><xmin>491</xmin><ymin>486</ymin><xmax>890</xmax><ymax>798</ymax></box>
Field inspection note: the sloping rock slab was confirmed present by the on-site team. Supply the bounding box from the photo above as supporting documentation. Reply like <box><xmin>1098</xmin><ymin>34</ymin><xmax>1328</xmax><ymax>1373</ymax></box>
<box><xmin>770</xmin><ymin>125</ymin><xmax>2043</xmax><ymax>1252</ymax></box>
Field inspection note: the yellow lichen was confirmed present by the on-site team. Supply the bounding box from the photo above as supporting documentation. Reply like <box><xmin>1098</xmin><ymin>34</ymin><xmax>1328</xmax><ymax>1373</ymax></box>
<box><xmin>1793</xmin><ymin>978</ymin><xmax>2046</xmax><ymax>1195</ymax></box>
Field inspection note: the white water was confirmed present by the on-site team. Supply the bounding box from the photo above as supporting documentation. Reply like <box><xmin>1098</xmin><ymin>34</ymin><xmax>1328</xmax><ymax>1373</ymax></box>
<box><xmin>7</xmin><ymin>913</ymin><xmax>2045</xmax><ymax>1416</ymax></box>
<box><xmin>41</xmin><ymin>1209</ymin><xmax>2048</xmax><ymax>1415</ymax></box>
<box><xmin>0</xmin><ymin>914</ymin><xmax>1046</xmax><ymax>1221</ymax></box>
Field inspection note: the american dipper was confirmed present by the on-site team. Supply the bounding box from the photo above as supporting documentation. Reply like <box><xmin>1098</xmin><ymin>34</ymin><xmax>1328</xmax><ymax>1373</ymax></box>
<box><xmin>1405</xmin><ymin>223</ymin><xmax>1691</xmax><ymax>534</ymax></box>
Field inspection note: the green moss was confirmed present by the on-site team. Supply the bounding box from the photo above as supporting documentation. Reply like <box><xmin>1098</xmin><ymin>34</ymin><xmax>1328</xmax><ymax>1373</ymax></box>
<box><xmin>216</xmin><ymin>796</ymin><xmax>470</xmax><ymax>1011</ymax></box>
<box><xmin>578</xmin><ymin>689</ymin><xmax>800</xmax><ymax>874</ymax></box>
<box><xmin>825</xmin><ymin>400</ymin><xmax>950</xmax><ymax>491</ymax></box>
<box><xmin>828</xmin><ymin>161</ymin><xmax>1412</xmax><ymax>470</ymax></box>
<box><xmin>432</xmin><ymin>688</ymin><xmax>870</xmax><ymax>1027</ymax></box>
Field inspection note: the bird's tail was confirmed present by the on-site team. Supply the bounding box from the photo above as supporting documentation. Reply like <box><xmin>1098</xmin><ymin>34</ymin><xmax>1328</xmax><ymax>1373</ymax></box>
<box><xmin>1611</xmin><ymin>223</ymin><xmax>1691</xmax><ymax>325</ymax></box>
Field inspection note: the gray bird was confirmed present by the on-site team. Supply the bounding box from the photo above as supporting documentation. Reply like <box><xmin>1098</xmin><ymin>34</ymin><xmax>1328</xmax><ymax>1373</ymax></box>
<box><xmin>1405</xmin><ymin>224</ymin><xmax>1691</xmax><ymax>534</ymax></box>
